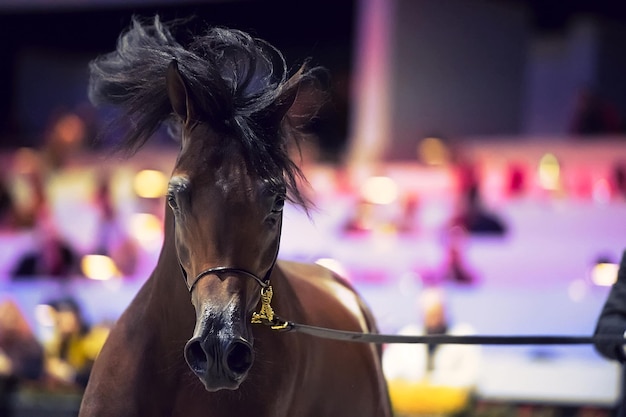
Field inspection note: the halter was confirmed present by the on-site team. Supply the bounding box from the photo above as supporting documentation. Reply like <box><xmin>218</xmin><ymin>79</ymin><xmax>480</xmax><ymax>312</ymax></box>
<box><xmin>179</xmin><ymin>209</ymin><xmax>282</xmax><ymax>291</ymax></box>
<box><xmin>178</xmin><ymin>213</ymin><xmax>285</xmax><ymax>328</ymax></box>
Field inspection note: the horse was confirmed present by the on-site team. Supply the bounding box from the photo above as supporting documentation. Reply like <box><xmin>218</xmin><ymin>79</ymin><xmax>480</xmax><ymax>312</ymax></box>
<box><xmin>78</xmin><ymin>16</ymin><xmax>392</xmax><ymax>417</ymax></box>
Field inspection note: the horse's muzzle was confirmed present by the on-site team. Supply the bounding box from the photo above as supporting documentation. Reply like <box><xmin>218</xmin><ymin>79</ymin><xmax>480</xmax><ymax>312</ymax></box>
<box><xmin>184</xmin><ymin>336</ymin><xmax>254</xmax><ymax>391</ymax></box>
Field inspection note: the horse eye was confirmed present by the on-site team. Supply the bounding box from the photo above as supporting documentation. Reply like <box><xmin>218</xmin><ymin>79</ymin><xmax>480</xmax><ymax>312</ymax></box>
<box><xmin>167</xmin><ymin>193</ymin><xmax>179</xmax><ymax>211</ymax></box>
<box><xmin>272</xmin><ymin>196</ymin><xmax>285</xmax><ymax>213</ymax></box>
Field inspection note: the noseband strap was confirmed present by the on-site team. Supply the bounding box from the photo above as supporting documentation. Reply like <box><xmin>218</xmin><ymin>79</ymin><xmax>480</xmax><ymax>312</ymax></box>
<box><xmin>184</xmin><ymin>266</ymin><xmax>270</xmax><ymax>293</ymax></box>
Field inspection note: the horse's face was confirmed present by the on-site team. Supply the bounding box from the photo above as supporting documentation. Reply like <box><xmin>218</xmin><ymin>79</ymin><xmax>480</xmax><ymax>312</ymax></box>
<box><xmin>170</xmin><ymin>150</ymin><xmax>283</xmax><ymax>391</ymax></box>
<box><xmin>166</xmin><ymin>63</ymin><xmax>285</xmax><ymax>391</ymax></box>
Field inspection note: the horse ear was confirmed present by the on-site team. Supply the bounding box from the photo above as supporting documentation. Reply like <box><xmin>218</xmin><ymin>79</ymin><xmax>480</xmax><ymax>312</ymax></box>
<box><xmin>280</xmin><ymin>66</ymin><xmax>328</xmax><ymax>129</ymax></box>
<box><xmin>166</xmin><ymin>60</ymin><xmax>196</xmax><ymax>123</ymax></box>
<box><xmin>270</xmin><ymin>66</ymin><xmax>306</xmax><ymax>123</ymax></box>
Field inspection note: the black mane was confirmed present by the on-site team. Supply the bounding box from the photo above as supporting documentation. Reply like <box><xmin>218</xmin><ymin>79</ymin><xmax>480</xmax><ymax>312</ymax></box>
<box><xmin>89</xmin><ymin>16</ymin><xmax>320</xmax><ymax>209</ymax></box>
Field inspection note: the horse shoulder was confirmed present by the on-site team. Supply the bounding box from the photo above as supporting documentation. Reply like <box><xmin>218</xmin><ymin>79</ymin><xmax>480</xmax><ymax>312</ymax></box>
<box><xmin>276</xmin><ymin>260</ymin><xmax>374</xmax><ymax>334</ymax></box>
<box><xmin>274</xmin><ymin>261</ymin><xmax>392</xmax><ymax>417</ymax></box>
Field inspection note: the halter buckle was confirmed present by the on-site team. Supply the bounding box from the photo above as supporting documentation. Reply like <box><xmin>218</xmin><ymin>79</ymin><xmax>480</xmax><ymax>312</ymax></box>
<box><xmin>250</xmin><ymin>284</ymin><xmax>291</xmax><ymax>331</ymax></box>
<box><xmin>251</xmin><ymin>285</ymin><xmax>276</xmax><ymax>324</ymax></box>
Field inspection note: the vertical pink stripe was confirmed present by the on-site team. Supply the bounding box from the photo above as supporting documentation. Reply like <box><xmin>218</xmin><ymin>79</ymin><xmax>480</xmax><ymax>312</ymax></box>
<box><xmin>347</xmin><ymin>0</ymin><xmax>394</xmax><ymax>166</ymax></box>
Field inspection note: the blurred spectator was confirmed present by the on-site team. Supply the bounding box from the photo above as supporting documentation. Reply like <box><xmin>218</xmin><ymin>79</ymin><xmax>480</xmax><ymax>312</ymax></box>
<box><xmin>439</xmin><ymin>226</ymin><xmax>478</xmax><ymax>285</ymax></box>
<box><xmin>0</xmin><ymin>174</ymin><xmax>18</xmax><ymax>231</ymax></box>
<box><xmin>382</xmin><ymin>287</ymin><xmax>481</xmax><ymax>415</ymax></box>
<box><xmin>452</xmin><ymin>162</ymin><xmax>506</xmax><ymax>236</ymax></box>
<box><xmin>570</xmin><ymin>86</ymin><xmax>624</xmax><ymax>135</ymax></box>
<box><xmin>396</xmin><ymin>193</ymin><xmax>420</xmax><ymax>234</ymax></box>
<box><xmin>8</xmin><ymin>149</ymin><xmax>84</xmax><ymax>280</ymax></box>
<box><xmin>343</xmin><ymin>199</ymin><xmax>375</xmax><ymax>234</ymax></box>
<box><xmin>10</xmin><ymin>153</ymin><xmax>47</xmax><ymax>230</ymax></box>
<box><xmin>506</xmin><ymin>162</ymin><xmax>526</xmax><ymax>198</ymax></box>
<box><xmin>382</xmin><ymin>287</ymin><xmax>482</xmax><ymax>387</ymax></box>
<box><xmin>11</xmin><ymin>209</ymin><xmax>80</xmax><ymax>280</ymax></box>
<box><xmin>613</xmin><ymin>162</ymin><xmax>626</xmax><ymax>200</ymax></box>
<box><xmin>43</xmin><ymin>297</ymin><xmax>109</xmax><ymax>390</ymax></box>
<box><xmin>594</xmin><ymin>250</ymin><xmax>626</xmax><ymax>417</ymax></box>
<box><xmin>41</xmin><ymin>109</ymin><xmax>87</xmax><ymax>171</ymax></box>
<box><xmin>92</xmin><ymin>173</ymin><xmax>138</xmax><ymax>276</ymax></box>
<box><xmin>0</xmin><ymin>299</ymin><xmax>44</xmax><ymax>417</ymax></box>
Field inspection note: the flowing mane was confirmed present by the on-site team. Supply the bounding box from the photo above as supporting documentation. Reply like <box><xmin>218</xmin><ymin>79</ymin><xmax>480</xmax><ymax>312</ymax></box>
<box><xmin>89</xmin><ymin>16</ymin><xmax>319</xmax><ymax>208</ymax></box>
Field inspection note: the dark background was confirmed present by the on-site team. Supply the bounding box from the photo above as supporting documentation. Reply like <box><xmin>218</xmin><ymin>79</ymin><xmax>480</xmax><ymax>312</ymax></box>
<box><xmin>0</xmin><ymin>0</ymin><xmax>356</xmax><ymax>155</ymax></box>
<box><xmin>0</xmin><ymin>0</ymin><xmax>624</xmax><ymax>154</ymax></box>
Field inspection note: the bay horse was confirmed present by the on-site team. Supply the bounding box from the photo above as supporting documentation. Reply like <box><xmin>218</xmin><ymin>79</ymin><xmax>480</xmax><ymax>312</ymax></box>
<box><xmin>78</xmin><ymin>16</ymin><xmax>391</xmax><ymax>417</ymax></box>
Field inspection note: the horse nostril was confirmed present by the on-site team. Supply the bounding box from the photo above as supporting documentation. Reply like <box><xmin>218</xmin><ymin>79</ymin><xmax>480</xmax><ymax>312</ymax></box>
<box><xmin>184</xmin><ymin>338</ymin><xmax>209</xmax><ymax>375</ymax></box>
<box><xmin>225</xmin><ymin>339</ymin><xmax>254</xmax><ymax>376</ymax></box>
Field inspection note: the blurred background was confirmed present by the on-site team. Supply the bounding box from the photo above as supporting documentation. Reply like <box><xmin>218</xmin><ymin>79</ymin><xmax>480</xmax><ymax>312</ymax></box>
<box><xmin>0</xmin><ymin>0</ymin><xmax>625</xmax><ymax>416</ymax></box>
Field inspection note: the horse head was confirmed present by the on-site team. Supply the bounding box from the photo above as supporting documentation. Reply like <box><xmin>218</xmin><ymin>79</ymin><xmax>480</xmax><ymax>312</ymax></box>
<box><xmin>164</xmin><ymin>53</ymin><xmax>310</xmax><ymax>391</ymax></box>
<box><xmin>88</xmin><ymin>18</ymin><xmax>322</xmax><ymax>392</ymax></box>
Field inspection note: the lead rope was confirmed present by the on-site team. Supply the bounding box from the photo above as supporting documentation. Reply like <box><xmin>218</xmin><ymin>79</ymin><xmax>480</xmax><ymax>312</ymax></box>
<box><xmin>246</xmin><ymin>270</ymin><xmax>619</xmax><ymax>344</ymax></box>
<box><xmin>245</xmin><ymin>219</ymin><xmax>625</xmax><ymax>345</ymax></box>
<box><xmin>257</xmin><ymin>321</ymin><xmax>626</xmax><ymax>346</ymax></box>
<box><xmin>247</xmin><ymin>276</ymin><xmax>625</xmax><ymax>344</ymax></box>
<box><xmin>250</xmin><ymin>298</ymin><xmax>626</xmax><ymax>345</ymax></box>
<box><xmin>248</xmin><ymin>273</ymin><xmax>626</xmax><ymax>345</ymax></box>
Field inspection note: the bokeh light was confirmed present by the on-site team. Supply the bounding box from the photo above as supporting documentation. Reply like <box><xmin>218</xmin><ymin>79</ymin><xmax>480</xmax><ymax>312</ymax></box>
<box><xmin>417</xmin><ymin>137</ymin><xmax>449</xmax><ymax>166</ymax></box>
<box><xmin>34</xmin><ymin>303</ymin><xmax>56</xmax><ymax>327</ymax></box>
<box><xmin>538</xmin><ymin>153</ymin><xmax>560</xmax><ymax>190</ymax></box>
<box><xmin>360</xmin><ymin>176</ymin><xmax>398</xmax><ymax>205</ymax></box>
<box><xmin>133</xmin><ymin>169</ymin><xmax>168</xmax><ymax>199</ymax></box>
<box><xmin>591</xmin><ymin>262</ymin><xmax>619</xmax><ymax>287</ymax></box>
<box><xmin>315</xmin><ymin>258</ymin><xmax>350</xmax><ymax>281</ymax></box>
<box><xmin>129</xmin><ymin>213</ymin><xmax>164</xmax><ymax>250</ymax></box>
<box><xmin>567</xmin><ymin>279</ymin><xmax>587</xmax><ymax>302</ymax></box>
<box><xmin>81</xmin><ymin>254</ymin><xmax>120</xmax><ymax>281</ymax></box>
